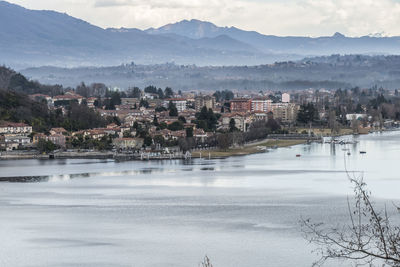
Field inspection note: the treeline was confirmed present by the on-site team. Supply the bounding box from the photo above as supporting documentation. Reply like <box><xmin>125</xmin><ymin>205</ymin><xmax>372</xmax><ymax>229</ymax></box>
<box><xmin>0</xmin><ymin>68</ymin><xmax>111</xmax><ymax>132</ymax></box>
<box><xmin>0</xmin><ymin>88</ymin><xmax>109</xmax><ymax>132</ymax></box>
<box><xmin>177</xmin><ymin>117</ymin><xmax>284</xmax><ymax>152</ymax></box>
<box><xmin>75</xmin><ymin>83</ymin><xmax>178</xmax><ymax>99</ymax></box>
<box><xmin>0</xmin><ymin>66</ymin><xmax>63</xmax><ymax>96</ymax></box>
<box><xmin>293</xmin><ymin>87</ymin><xmax>400</xmax><ymax>131</ymax></box>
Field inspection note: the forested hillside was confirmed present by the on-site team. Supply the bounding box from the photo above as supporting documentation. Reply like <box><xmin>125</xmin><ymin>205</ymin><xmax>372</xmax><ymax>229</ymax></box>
<box><xmin>0</xmin><ymin>67</ymin><xmax>108</xmax><ymax>132</ymax></box>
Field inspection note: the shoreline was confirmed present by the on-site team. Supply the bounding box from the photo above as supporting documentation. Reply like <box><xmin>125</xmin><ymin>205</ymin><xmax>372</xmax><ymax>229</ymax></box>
<box><xmin>3</xmin><ymin>128</ymin><xmax>390</xmax><ymax>161</ymax></box>
<box><xmin>191</xmin><ymin>139</ymin><xmax>307</xmax><ymax>159</ymax></box>
<box><xmin>0</xmin><ymin>139</ymin><xmax>308</xmax><ymax>161</ymax></box>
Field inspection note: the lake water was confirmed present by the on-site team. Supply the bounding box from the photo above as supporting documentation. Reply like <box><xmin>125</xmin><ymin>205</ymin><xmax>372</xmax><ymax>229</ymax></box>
<box><xmin>0</xmin><ymin>131</ymin><xmax>399</xmax><ymax>267</ymax></box>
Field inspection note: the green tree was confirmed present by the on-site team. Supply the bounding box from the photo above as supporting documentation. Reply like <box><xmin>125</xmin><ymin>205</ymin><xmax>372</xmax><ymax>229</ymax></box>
<box><xmin>168</xmin><ymin>101</ymin><xmax>178</xmax><ymax>117</ymax></box>
<box><xmin>196</xmin><ymin>107</ymin><xmax>218</xmax><ymax>132</ymax></box>
<box><xmin>37</xmin><ymin>139</ymin><xmax>57</xmax><ymax>153</ymax></box>
<box><xmin>139</xmin><ymin>99</ymin><xmax>149</xmax><ymax>108</ymax></box>
<box><xmin>297</xmin><ymin>103</ymin><xmax>319</xmax><ymax>124</ymax></box>
<box><xmin>154</xmin><ymin>135</ymin><xmax>166</xmax><ymax>146</ymax></box>
<box><xmin>111</xmin><ymin>91</ymin><xmax>122</xmax><ymax>106</ymax></box>
<box><xmin>153</xmin><ymin>115</ymin><xmax>159</xmax><ymax>126</ymax></box>
<box><xmin>178</xmin><ymin>116</ymin><xmax>186</xmax><ymax>123</ymax></box>
<box><xmin>143</xmin><ymin>135</ymin><xmax>152</xmax><ymax>147</ymax></box>
<box><xmin>164</xmin><ymin>87</ymin><xmax>174</xmax><ymax>98</ymax></box>
<box><xmin>157</xmin><ymin>88</ymin><xmax>165</xmax><ymax>99</ymax></box>
<box><xmin>229</xmin><ymin>118</ymin><xmax>237</xmax><ymax>132</ymax></box>
<box><xmin>186</xmin><ymin>127</ymin><xmax>193</xmax><ymax>137</ymax></box>
<box><xmin>123</xmin><ymin>130</ymin><xmax>132</xmax><ymax>138</ymax></box>
<box><xmin>168</xmin><ymin>121</ymin><xmax>184</xmax><ymax>131</ymax></box>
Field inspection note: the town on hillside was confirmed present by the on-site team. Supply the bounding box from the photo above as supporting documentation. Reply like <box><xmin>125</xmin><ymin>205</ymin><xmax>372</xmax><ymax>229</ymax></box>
<box><xmin>1</xmin><ymin>83</ymin><xmax>400</xmax><ymax>158</ymax></box>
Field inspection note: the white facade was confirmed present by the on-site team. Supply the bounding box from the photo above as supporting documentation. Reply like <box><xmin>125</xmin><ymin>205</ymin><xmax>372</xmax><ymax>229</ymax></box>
<box><xmin>282</xmin><ymin>93</ymin><xmax>290</xmax><ymax>103</ymax></box>
<box><xmin>163</xmin><ymin>99</ymin><xmax>187</xmax><ymax>112</ymax></box>
<box><xmin>251</xmin><ymin>99</ymin><xmax>272</xmax><ymax>112</ymax></box>
<box><xmin>346</xmin><ymin>114</ymin><xmax>367</xmax><ymax>121</ymax></box>
<box><xmin>0</xmin><ymin>123</ymin><xmax>32</xmax><ymax>135</ymax></box>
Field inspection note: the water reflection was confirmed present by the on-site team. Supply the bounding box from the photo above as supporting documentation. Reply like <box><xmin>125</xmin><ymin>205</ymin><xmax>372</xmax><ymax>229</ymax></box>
<box><xmin>0</xmin><ymin>132</ymin><xmax>399</xmax><ymax>267</ymax></box>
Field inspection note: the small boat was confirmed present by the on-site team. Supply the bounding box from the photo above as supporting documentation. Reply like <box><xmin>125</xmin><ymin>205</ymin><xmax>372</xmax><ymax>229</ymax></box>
<box><xmin>360</xmin><ymin>151</ymin><xmax>367</xmax><ymax>154</ymax></box>
<box><xmin>296</xmin><ymin>154</ymin><xmax>301</xmax><ymax>157</ymax></box>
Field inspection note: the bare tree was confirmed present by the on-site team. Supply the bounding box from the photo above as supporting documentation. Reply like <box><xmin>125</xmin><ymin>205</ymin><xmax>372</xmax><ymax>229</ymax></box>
<box><xmin>301</xmin><ymin>172</ymin><xmax>400</xmax><ymax>266</ymax></box>
<box><xmin>199</xmin><ymin>256</ymin><xmax>213</xmax><ymax>267</ymax></box>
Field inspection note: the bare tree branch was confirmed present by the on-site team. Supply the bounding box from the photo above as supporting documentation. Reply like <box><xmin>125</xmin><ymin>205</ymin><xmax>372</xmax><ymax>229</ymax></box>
<box><xmin>301</xmin><ymin>165</ymin><xmax>400</xmax><ymax>267</ymax></box>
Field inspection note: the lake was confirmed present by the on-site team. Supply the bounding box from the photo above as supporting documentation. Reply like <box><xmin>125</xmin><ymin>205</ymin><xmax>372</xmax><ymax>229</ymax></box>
<box><xmin>0</xmin><ymin>131</ymin><xmax>399</xmax><ymax>267</ymax></box>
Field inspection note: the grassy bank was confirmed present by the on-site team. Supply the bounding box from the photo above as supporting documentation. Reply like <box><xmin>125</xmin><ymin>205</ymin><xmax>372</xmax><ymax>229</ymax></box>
<box><xmin>294</xmin><ymin>127</ymin><xmax>354</xmax><ymax>136</ymax></box>
<box><xmin>191</xmin><ymin>139</ymin><xmax>306</xmax><ymax>158</ymax></box>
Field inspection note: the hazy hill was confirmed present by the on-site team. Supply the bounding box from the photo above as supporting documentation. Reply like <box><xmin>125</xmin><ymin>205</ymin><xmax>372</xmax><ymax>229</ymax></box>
<box><xmin>0</xmin><ymin>1</ymin><xmax>273</xmax><ymax>68</ymax></box>
<box><xmin>21</xmin><ymin>55</ymin><xmax>400</xmax><ymax>91</ymax></box>
<box><xmin>2</xmin><ymin>1</ymin><xmax>400</xmax><ymax>68</ymax></box>
<box><xmin>146</xmin><ymin>19</ymin><xmax>400</xmax><ymax>55</ymax></box>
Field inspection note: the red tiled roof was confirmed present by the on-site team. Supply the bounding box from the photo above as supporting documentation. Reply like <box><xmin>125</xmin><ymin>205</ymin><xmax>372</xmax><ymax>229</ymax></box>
<box><xmin>53</xmin><ymin>95</ymin><xmax>84</xmax><ymax>100</ymax></box>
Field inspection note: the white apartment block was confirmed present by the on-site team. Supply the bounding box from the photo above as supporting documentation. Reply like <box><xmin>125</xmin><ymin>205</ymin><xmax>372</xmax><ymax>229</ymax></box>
<box><xmin>163</xmin><ymin>99</ymin><xmax>187</xmax><ymax>112</ymax></box>
<box><xmin>251</xmin><ymin>99</ymin><xmax>272</xmax><ymax>112</ymax></box>
<box><xmin>282</xmin><ymin>93</ymin><xmax>291</xmax><ymax>103</ymax></box>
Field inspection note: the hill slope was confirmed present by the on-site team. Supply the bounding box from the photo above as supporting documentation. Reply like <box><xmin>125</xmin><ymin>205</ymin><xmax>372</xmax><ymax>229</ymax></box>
<box><xmin>21</xmin><ymin>55</ymin><xmax>400</xmax><ymax>91</ymax></box>
<box><xmin>2</xmin><ymin>1</ymin><xmax>400</xmax><ymax>68</ymax></box>
<box><xmin>0</xmin><ymin>1</ymin><xmax>271</xmax><ymax>68</ymax></box>
<box><xmin>146</xmin><ymin>19</ymin><xmax>400</xmax><ymax>55</ymax></box>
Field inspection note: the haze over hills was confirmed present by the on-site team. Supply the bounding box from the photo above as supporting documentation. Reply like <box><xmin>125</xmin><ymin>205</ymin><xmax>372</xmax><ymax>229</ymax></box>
<box><xmin>20</xmin><ymin>55</ymin><xmax>400</xmax><ymax>91</ymax></box>
<box><xmin>146</xmin><ymin>19</ymin><xmax>400</xmax><ymax>55</ymax></box>
<box><xmin>0</xmin><ymin>1</ymin><xmax>277</xmax><ymax>68</ymax></box>
<box><xmin>2</xmin><ymin>1</ymin><xmax>400</xmax><ymax>69</ymax></box>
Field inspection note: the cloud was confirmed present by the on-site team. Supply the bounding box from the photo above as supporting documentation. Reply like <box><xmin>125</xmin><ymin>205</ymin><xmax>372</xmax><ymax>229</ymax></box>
<box><xmin>6</xmin><ymin>0</ymin><xmax>400</xmax><ymax>36</ymax></box>
<box><xmin>94</xmin><ymin>0</ymin><xmax>211</xmax><ymax>9</ymax></box>
<box><xmin>94</xmin><ymin>0</ymin><xmax>131</xmax><ymax>7</ymax></box>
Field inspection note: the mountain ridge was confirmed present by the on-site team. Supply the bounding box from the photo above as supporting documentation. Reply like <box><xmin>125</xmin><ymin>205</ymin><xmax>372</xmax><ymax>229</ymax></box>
<box><xmin>2</xmin><ymin>1</ymin><xmax>400</xmax><ymax>68</ymax></box>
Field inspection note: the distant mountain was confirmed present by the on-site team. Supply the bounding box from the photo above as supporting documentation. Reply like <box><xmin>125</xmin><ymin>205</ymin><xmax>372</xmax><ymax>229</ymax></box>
<box><xmin>0</xmin><ymin>1</ymin><xmax>273</xmax><ymax>68</ymax></box>
<box><xmin>146</xmin><ymin>20</ymin><xmax>223</xmax><ymax>39</ymax></box>
<box><xmin>146</xmin><ymin>19</ymin><xmax>400</xmax><ymax>55</ymax></box>
<box><xmin>2</xmin><ymin>1</ymin><xmax>400</xmax><ymax>68</ymax></box>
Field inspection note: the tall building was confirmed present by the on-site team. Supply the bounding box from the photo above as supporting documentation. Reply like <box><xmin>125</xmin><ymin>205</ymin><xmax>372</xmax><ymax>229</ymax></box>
<box><xmin>282</xmin><ymin>93</ymin><xmax>291</xmax><ymax>103</ymax></box>
<box><xmin>230</xmin><ymin>98</ymin><xmax>251</xmax><ymax>112</ymax></box>
<box><xmin>270</xmin><ymin>103</ymin><xmax>299</xmax><ymax>122</ymax></box>
<box><xmin>195</xmin><ymin>95</ymin><xmax>216</xmax><ymax>111</ymax></box>
<box><xmin>163</xmin><ymin>98</ymin><xmax>187</xmax><ymax>112</ymax></box>
<box><xmin>251</xmin><ymin>98</ymin><xmax>272</xmax><ymax>112</ymax></box>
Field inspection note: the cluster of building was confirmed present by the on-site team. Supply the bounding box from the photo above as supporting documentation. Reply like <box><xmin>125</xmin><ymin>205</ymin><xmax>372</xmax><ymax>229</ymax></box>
<box><xmin>0</xmin><ymin>122</ymin><xmax>33</xmax><ymax>151</ymax></box>
<box><xmin>2</xmin><ymin>91</ymin><xmax>303</xmax><ymax>151</ymax></box>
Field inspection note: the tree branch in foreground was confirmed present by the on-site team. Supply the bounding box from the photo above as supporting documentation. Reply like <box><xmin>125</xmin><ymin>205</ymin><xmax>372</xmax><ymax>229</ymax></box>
<box><xmin>301</xmin><ymin>172</ymin><xmax>400</xmax><ymax>266</ymax></box>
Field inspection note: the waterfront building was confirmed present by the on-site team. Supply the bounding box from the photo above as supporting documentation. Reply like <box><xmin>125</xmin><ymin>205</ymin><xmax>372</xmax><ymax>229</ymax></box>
<box><xmin>0</xmin><ymin>122</ymin><xmax>32</xmax><ymax>135</ymax></box>
<box><xmin>113</xmin><ymin>138</ymin><xmax>144</xmax><ymax>149</ymax></box>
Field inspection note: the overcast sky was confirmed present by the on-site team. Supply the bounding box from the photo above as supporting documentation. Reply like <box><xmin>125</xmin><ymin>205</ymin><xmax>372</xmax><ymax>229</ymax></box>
<box><xmin>6</xmin><ymin>0</ymin><xmax>400</xmax><ymax>37</ymax></box>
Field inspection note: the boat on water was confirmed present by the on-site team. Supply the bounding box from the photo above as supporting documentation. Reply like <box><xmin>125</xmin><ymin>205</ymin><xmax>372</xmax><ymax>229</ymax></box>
<box><xmin>256</xmin><ymin>146</ymin><xmax>268</xmax><ymax>151</ymax></box>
